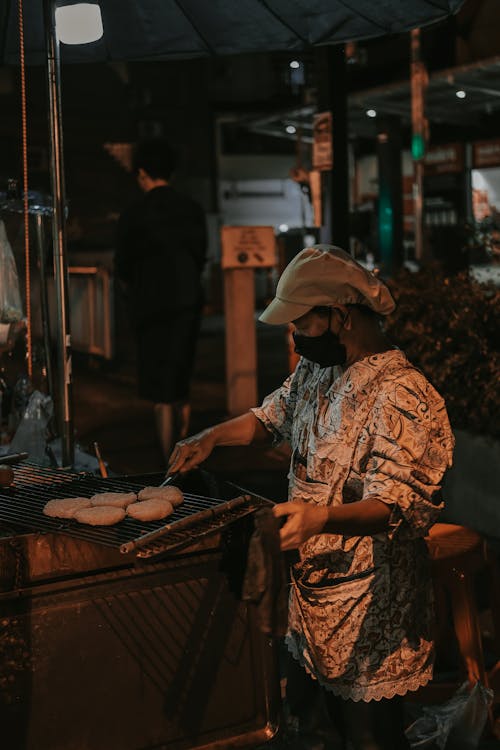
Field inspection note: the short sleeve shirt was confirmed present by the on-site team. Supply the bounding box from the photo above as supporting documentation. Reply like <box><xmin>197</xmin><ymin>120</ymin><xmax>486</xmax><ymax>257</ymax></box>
<box><xmin>252</xmin><ymin>349</ymin><xmax>454</xmax><ymax>701</ymax></box>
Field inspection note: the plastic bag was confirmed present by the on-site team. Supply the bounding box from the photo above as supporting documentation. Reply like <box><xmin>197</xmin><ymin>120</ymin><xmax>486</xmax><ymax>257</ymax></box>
<box><xmin>0</xmin><ymin>220</ymin><xmax>23</xmax><ymax>322</ymax></box>
<box><xmin>10</xmin><ymin>390</ymin><xmax>54</xmax><ymax>465</ymax></box>
<box><xmin>406</xmin><ymin>681</ymin><xmax>493</xmax><ymax>749</ymax></box>
<box><xmin>47</xmin><ymin>437</ymin><xmax>102</xmax><ymax>473</ymax></box>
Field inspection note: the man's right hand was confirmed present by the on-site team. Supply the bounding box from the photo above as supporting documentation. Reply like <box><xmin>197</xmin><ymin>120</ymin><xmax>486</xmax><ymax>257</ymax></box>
<box><xmin>167</xmin><ymin>429</ymin><xmax>216</xmax><ymax>475</ymax></box>
<box><xmin>167</xmin><ymin>412</ymin><xmax>270</xmax><ymax>476</ymax></box>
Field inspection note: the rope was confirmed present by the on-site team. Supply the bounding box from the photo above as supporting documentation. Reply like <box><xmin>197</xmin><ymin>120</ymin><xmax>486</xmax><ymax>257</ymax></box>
<box><xmin>18</xmin><ymin>0</ymin><xmax>32</xmax><ymax>378</ymax></box>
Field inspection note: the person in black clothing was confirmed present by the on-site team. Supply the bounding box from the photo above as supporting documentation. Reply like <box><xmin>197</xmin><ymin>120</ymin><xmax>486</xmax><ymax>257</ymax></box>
<box><xmin>115</xmin><ymin>138</ymin><xmax>207</xmax><ymax>463</ymax></box>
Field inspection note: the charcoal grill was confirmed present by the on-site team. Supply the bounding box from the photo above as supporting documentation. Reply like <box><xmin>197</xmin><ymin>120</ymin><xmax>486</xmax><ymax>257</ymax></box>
<box><xmin>0</xmin><ymin>464</ymin><xmax>281</xmax><ymax>750</ymax></box>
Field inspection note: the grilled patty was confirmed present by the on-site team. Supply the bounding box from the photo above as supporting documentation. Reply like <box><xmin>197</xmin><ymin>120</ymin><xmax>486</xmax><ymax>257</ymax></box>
<box><xmin>90</xmin><ymin>492</ymin><xmax>137</xmax><ymax>508</ymax></box>
<box><xmin>138</xmin><ymin>486</ymin><xmax>184</xmax><ymax>507</ymax></box>
<box><xmin>43</xmin><ymin>497</ymin><xmax>93</xmax><ymax>519</ymax></box>
<box><xmin>127</xmin><ymin>498</ymin><xmax>174</xmax><ymax>522</ymax></box>
<box><xmin>74</xmin><ymin>506</ymin><xmax>126</xmax><ymax>526</ymax></box>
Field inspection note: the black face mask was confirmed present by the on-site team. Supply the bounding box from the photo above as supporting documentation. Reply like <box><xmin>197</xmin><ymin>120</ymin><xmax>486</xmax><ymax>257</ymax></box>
<box><xmin>292</xmin><ymin>308</ymin><xmax>347</xmax><ymax>368</ymax></box>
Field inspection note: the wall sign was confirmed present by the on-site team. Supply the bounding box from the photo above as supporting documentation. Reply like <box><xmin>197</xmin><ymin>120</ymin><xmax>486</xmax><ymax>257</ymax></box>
<box><xmin>424</xmin><ymin>143</ymin><xmax>464</xmax><ymax>175</ymax></box>
<box><xmin>473</xmin><ymin>139</ymin><xmax>500</xmax><ymax>169</ymax></box>
<box><xmin>221</xmin><ymin>226</ymin><xmax>276</xmax><ymax>269</ymax></box>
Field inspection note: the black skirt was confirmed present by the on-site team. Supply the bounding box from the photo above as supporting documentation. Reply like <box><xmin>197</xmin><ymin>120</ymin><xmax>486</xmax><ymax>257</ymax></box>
<box><xmin>136</xmin><ymin>308</ymin><xmax>201</xmax><ymax>403</ymax></box>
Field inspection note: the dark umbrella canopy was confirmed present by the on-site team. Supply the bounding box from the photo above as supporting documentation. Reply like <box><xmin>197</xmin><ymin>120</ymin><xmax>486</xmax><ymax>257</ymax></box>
<box><xmin>2</xmin><ymin>0</ymin><xmax>464</xmax><ymax>64</ymax></box>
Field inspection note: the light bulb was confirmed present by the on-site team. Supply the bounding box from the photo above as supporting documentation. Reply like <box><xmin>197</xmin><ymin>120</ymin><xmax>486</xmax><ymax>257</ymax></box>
<box><xmin>56</xmin><ymin>3</ymin><xmax>104</xmax><ymax>45</ymax></box>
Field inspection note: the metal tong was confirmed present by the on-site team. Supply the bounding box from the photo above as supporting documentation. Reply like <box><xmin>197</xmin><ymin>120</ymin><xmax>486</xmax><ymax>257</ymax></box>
<box><xmin>160</xmin><ymin>471</ymin><xmax>179</xmax><ymax>487</ymax></box>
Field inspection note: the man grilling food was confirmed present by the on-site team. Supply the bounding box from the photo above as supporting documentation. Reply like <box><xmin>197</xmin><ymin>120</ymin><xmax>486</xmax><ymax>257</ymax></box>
<box><xmin>168</xmin><ymin>245</ymin><xmax>454</xmax><ymax>750</ymax></box>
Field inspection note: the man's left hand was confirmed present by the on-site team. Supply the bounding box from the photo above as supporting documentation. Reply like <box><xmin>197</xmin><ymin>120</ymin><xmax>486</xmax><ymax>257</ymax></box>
<box><xmin>273</xmin><ymin>502</ymin><xmax>329</xmax><ymax>551</ymax></box>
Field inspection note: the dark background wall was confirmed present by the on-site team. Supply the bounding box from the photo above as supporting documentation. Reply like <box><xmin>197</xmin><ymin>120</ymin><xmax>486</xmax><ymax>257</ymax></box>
<box><xmin>1</xmin><ymin>0</ymin><xmax>500</xmax><ymax>256</ymax></box>
<box><xmin>0</xmin><ymin>50</ymin><xmax>306</xmax><ymax>252</ymax></box>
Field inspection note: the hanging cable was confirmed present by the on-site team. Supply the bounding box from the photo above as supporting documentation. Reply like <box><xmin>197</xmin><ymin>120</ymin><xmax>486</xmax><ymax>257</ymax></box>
<box><xmin>18</xmin><ymin>0</ymin><xmax>33</xmax><ymax>378</ymax></box>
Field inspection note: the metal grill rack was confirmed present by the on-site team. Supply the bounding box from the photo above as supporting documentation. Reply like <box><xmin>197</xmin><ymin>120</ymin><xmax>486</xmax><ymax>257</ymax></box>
<box><xmin>0</xmin><ymin>464</ymin><xmax>264</xmax><ymax>558</ymax></box>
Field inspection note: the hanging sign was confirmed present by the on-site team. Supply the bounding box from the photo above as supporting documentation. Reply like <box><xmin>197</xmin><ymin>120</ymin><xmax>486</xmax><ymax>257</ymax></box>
<box><xmin>312</xmin><ymin>111</ymin><xmax>333</xmax><ymax>171</ymax></box>
<box><xmin>221</xmin><ymin>226</ymin><xmax>276</xmax><ymax>269</ymax></box>
<box><xmin>473</xmin><ymin>139</ymin><xmax>500</xmax><ymax>169</ymax></box>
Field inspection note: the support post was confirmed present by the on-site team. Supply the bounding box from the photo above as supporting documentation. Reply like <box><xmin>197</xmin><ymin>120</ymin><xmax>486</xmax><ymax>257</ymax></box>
<box><xmin>224</xmin><ymin>269</ymin><xmax>257</xmax><ymax>416</ymax></box>
<box><xmin>34</xmin><ymin>214</ymin><xmax>55</xmax><ymax>401</ymax></box>
<box><xmin>316</xmin><ymin>46</ymin><xmax>349</xmax><ymax>249</ymax></box>
<box><xmin>44</xmin><ymin>0</ymin><xmax>74</xmax><ymax>466</ymax></box>
<box><xmin>376</xmin><ymin>116</ymin><xmax>404</xmax><ymax>272</ymax></box>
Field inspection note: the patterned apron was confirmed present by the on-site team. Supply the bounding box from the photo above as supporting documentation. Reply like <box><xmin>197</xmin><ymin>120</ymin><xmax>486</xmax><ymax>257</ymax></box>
<box><xmin>285</xmin><ymin>358</ymin><xmax>435</xmax><ymax>701</ymax></box>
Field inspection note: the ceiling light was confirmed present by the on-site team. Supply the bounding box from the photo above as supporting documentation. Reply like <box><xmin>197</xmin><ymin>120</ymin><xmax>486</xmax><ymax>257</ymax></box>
<box><xmin>366</xmin><ymin>109</ymin><xmax>377</xmax><ymax>118</ymax></box>
<box><xmin>289</xmin><ymin>60</ymin><xmax>300</xmax><ymax>69</ymax></box>
<box><xmin>56</xmin><ymin>3</ymin><xmax>104</xmax><ymax>45</ymax></box>
<box><xmin>286</xmin><ymin>125</ymin><xmax>297</xmax><ymax>134</ymax></box>
<box><xmin>456</xmin><ymin>90</ymin><xmax>466</xmax><ymax>99</ymax></box>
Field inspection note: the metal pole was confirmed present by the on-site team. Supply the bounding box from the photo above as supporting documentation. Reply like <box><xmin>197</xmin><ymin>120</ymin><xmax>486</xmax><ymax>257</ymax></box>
<box><xmin>329</xmin><ymin>45</ymin><xmax>349</xmax><ymax>249</ymax></box>
<box><xmin>410</xmin><ymin>29</ymin><xmax>428</xmax><ymax>262</ymax></box>
<box><xmin>34</xmin><ymin>213</ymin><xmax>55</xmax><ymax>402</ymax></box>
<box><xmin>43</xmin><ymin>0</ymin><xmax>74</xmax><ymax>467</ymax></box>
<box><xmin>316</xmin><ymin>46</ymin><xmax>349</xmax><ymax>249</ymax></box>
<box><xmin>413</xmin><ymin>161</ymin><xmax>424</xmax><ymax>262</ymax></box>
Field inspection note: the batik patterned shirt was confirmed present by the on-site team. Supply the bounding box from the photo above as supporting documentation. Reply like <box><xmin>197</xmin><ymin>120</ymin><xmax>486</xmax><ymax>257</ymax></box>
<box><xmin>251</xmin><ymin>349</ymin><xmax>454</xmax><ymax>701</ymax></box>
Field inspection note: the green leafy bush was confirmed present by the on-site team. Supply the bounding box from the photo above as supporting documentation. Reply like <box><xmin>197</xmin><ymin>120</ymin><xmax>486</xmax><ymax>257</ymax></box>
<box><xmin>385</xmin><ymin>266</ymin><xmax>500</xmax><ymax>439</ymax></box>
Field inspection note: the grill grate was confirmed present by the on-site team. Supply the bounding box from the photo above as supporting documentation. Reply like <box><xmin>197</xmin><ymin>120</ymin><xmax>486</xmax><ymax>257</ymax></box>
<box><xmin>0</xmin><ymin>464</ymin><xmax>262</xmax><ymax>557</ymax></box>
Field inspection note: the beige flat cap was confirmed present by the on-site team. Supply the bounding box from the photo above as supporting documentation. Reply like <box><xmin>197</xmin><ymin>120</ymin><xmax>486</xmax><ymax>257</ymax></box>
<box><xmin>259</xmin><ymin>244</ymin><xmax>396</xmax><ymax>325</ymax></box>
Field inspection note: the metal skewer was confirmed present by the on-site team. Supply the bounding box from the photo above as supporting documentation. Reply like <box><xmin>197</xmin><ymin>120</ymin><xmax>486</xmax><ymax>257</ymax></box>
<box><xmin>93</xmin><ymin>442</ymin><xmax>108</xmax><ymax>478</ymax></box>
